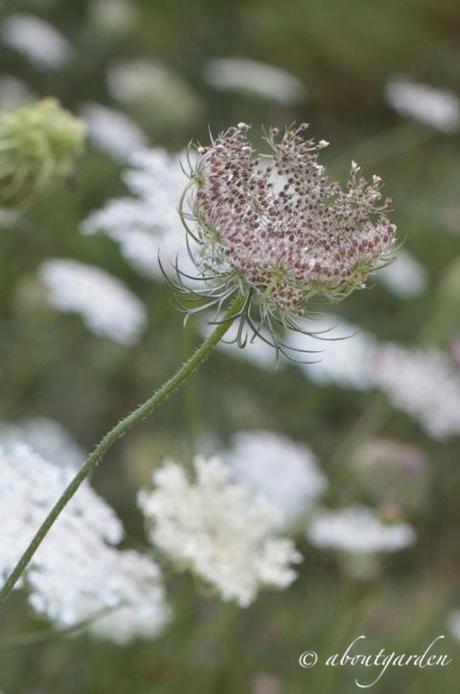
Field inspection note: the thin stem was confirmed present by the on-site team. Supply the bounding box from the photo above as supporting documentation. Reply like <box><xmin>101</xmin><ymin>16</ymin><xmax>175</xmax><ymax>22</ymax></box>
<box><xmin>0</xmin><ymin>293</ymin><xmax>244</xmax><ymax>606</ymax></box>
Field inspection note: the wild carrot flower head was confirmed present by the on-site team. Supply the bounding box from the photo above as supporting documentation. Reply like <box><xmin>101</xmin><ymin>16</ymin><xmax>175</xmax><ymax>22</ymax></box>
<box><xmin>175</xmin><ymin>123</ymin><xmax>396</xmax><ymax>356</ymax></box>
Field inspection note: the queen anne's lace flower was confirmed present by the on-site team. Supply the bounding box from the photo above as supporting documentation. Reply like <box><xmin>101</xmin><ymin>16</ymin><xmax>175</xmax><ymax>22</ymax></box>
<box><xmin>306</xmin><ymin>506</ymin><xmax>416</xmax><ymax>554</ymax></box>
<box><xmin>1</xmin><ymin>15</ymin><xmax>73</xmax><ymax>70</ymax></box>
<box><xmin>385</xmin><ymin>77</ymin><xmax>460</xmax><ymax>133</ymax></box>
<box><xmin>82</xmin><ymin>148</ymin><xmax>194</xmax><ymax>278</ymax></box>
<box><xmin>138</xmin><ymin>457</ymin><xmax>302</xmax><ymax>607</ymax></box>
<box><xmin>81</xmin><ymin>103</ymin><xmax>147</xmax><ymax>161</ymax></box>
<box><xmin>223</xmin><ymin>430</ymin><xmax>327</xmax><ymax>525</ymax></box>
<box><xmin>374</xmin><ymin>345</ymin><xmax>460</xmax><ymax>440</ymax></box>
<box><xmin>447</xmin><ymin>611</ymin><xmax>460</xmax><ymax>641</ymax></box>
<box><xmin>0</xmin><ymin>418</ymin><xmax>85</xmax><ymax>469</ymax></box>
<box><xmin>203</xmin><ymin>58</ymin><xmax>306</xmax><ymax>104</ymax></box>
<box><xmin>0</xmin><ymin>444</ymin><xmax>170</xmax><ymax>641</ymax></box>
<box><xmin>377</xmin><ymin>249</ymin><xmax>428</xmax><ymax>299</ymax></box>
<box><xmin>177</xmin><ymin>123</ymin><xmax>396</xmax><ymax>355</ymax></box>
<box><xmin>39</xmin><ymin>259</ymin><xmax>146</xmax><ymax>345</ymax></box>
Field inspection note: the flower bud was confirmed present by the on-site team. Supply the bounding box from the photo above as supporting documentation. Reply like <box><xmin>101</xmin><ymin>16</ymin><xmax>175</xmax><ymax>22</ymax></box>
<box><xmin>0</xmin><ymin>98</ymin><xmax>86</xmax><ymax>214</ymax></box>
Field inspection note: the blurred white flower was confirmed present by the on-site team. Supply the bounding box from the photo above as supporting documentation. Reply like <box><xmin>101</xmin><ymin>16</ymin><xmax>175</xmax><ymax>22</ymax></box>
<box><xmin>200</xmin><ymin>317</ymin><xmax>276</xmax><ymax>370</ymax></box>
<box><xmin>307</xmin><ymin>505</ymin><xmax>416</xmax><ymax>554</ymax></box>
<box><xmin>288</xmin><ymin>316</ymin><xmax>378</xmax><ymax>390</ymax></box>
<box><xmin>224</xmin><ymin>430</ymin><xmax>327</xmax><ymax>525</ymax></box>
<box><xmin>385</xmin><ymin>77</ymin><xmax>460</xmax><ymax>133</ymax></box>
<box><xmin>377</xmin><ymin>249</ymin><xmax>428</xmax><ymax>298</ymax></box>
<box><xmin>204</xmin><ymin>57</ymin><xmax>306</xmax><ymax>104</ymax></box>
<box><xmin>82</xmin><ymin>148</ymin><xmax>194</xmax><ymax>278</ymax></box>
<box><xmin>0</xmin><ymin>443</ymin><xmax>171</xmax><ymax>642</ymax></box>
<box><xmin>138</xmin><ymin>457</ymin><xmax>302</xmax><ymax>607</ymax></box>
<box><xmin>107</xmin><ymin>59</ymin><xmax>201</xmax><ymax>126</ymax></box>
<box><xmin>447</xmin><ymin>611</ymin><xmax>460</xmax><ymax>641</ymax></box>
<box><xmin>89</xmin><ymin>0</ymin><xmax>138</xmax><ymax>37</ymax></box>
<box><xmin>39</xmin><ymin>259</ymin><xmax>146</xmax><ymax>345</ymax></box>
<box><xmin>0</xmin><ymin>76</ymin><xmax>35</xmax><ymax>111</ymax></box>
<box><xmin>1</xmin><ymin>14</ymin><xmax>73</xmax><ymax>70</ymax></box>
<box><xmin>0</xmin><ymin>418</ymin><xmax>85</xmax><ymax>469</ymax></box>
<box><xmin>374</xmin><ymin>345</ymin><xmax>460</xmax><ymax>439</ymax></box>
<box><xmin>80</xmin><ymin>103</ymin><xmax>148</xmax><ymax>161</ymax></box>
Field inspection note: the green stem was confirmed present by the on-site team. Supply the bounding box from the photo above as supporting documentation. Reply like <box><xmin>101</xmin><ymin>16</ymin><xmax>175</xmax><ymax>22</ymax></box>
<box><xmin>0</xmin><ymin>294</ymin><xmax>244</xmax><ymax>606</ymax></box>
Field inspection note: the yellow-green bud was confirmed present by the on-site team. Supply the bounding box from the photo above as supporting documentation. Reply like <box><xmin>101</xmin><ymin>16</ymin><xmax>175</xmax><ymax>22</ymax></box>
<box><xmin>0</xmin><ymin>98</ymin><xmax>86</xmax><ymax>213</ymax></box>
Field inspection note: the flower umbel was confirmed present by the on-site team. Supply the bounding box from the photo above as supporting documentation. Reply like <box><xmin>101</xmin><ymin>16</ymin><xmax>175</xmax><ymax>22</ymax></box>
<box><xmin>174</xmin><ymin>123</ymin><xmax>396</xmax><ymax>357</ymax></box>
<box><xmin>138</xmin><ymin>456</ymin><xmax>302</xmax><ymax>607</ymax></box>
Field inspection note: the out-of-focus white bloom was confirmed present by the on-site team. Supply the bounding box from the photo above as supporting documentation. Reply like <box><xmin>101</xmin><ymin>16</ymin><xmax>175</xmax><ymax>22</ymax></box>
<box><xmin>0</xmin><ymin>418</ymin><xmax>85</xmax><ymax>469</ymax></box>
<box><xmin>288</xmin><ymin>316</ymin><xmax>378</xmax><ymax>390</ymax></box>
<box><xmin>377</xmin><ymin>249</ymin><xmax>428</xmax><ymax>298</ymax></box>
<box><xmin>204</xmin><ymin>57</ymin><xmax>306</xmax><ymax>105</ymax></box>
<box><xmin>0</xmin><ymin>443</ymin><xmax>171</xmax><ymax>642</ymax></box>
<box><xmin>89</xmin><ymin>0</ymin><xmax>138</xmax><ymax>37</ymax></box>
<box><xmin>138</xmin><ymin>457</ymin><xmax>302</xmax><ymax>607</ymax></box>
<box><xmin>1</xmin><ymin>15</ymin><xmax>73</xmax><ymax>70</ymax></box>
<box><xmin>374</xmin><ymin>345</ymin><xmax>460</xmax><ymax>439</ymax></box>
<box><xmin>39</xmin><ymin>259</ymin><xmax>146</xmax><ymax>345</ymax></box>
<box><xmin>385</xmin><ymin>77</ymin><xmax>460</xmax><ymax>133</ymax></box>
<box><xmin>447</xmin><ymin>611</ymin><xmax>460</xmax><ymax>641</ymax></box>
<box><xmin>82</xmin><ymin>148</ymin><xmax>194</xmax><ymax>278</ymax></box>
<box><xmin>107</xmin><ymin>60</ymin><xmax>201</xmax><ymax>126</ymax></box>
<box><xmin>200</xmin><ymin>317</ymin><xmax>276</xmax><ymax>370</ymax></box>
<box><xmin>80</xmin><ymin>103</ymin><xmax>147</xmax><ymax>161</ymax></box>
<box><xmin>224</xmin><ymin>430</ymin><xmax>327</xmax><ymax>525</ymax></box>
<box><xmin>307</xmin><ymin>506</ymin><xmax>416</xmax><ymax>554</ymax></box>
<box><xmin>0</xmin><ymin>76</ymin><xmax>35</xmax><ymax>111</ymax></box>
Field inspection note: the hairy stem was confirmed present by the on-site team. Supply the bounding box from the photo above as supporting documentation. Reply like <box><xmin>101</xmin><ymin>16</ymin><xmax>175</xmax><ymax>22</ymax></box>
<box><xmin>0</xmin><ymin>294</ymin><xmax>244</xmax><ymax>606</ymax></box>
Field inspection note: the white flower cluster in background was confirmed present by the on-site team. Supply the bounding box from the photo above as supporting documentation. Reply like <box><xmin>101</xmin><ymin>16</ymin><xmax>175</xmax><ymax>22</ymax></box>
<box><xmin>223</xmin><ymin>430</ymin><xmax>327</xmax><ymax>525</ymax></box>
<box><xmin>288</xmin><ymin>316</ymin><xmax>378</xmax><ymax>390</ymax></box>
<box><xmin>385</xmin><ymin>77</ymin><xmax>460</xmax><ymax>133</ymax></box>
<box><xmin>82</xmin><ymin>148</ymin><xmax>195</xmax><ymax>278</ymax></box>
<box><xmin>306</xmin><ymin>505</ymin><xmax>416</xmax><ymax>555</ymax></box>
<box><xmin>0</xmin><ymin>76</ymin><xmax>35</xmax><ymax>111</ymax></box>
<box><xmin>374</xmin><ymin>345</ymin><xmax>460</xmax><ymax>439</ymax></box>
<box><xmin>377</xmin><ymin>249</ymin><xmax>428</xmax><ymax>299</ymax></box>
<box><xmin>89</xmin><ymin>0</ymin><xmax>139</xmax><ymax>37</ymax></box>
<box><xmin>39</xmin><ymin>259</ymin><xmax>147</xmax><ymax>345</ymax></box>
<box><xmin>138</xmin><ymin>457</ymin><xmax>302</xmax><ymax>607</ymax></box>
<box><xmin>0</xmin><ymin>14</ymin><xmax>73</xmax><ymax>70</ymax></box>
<box><xmin>0</xmin><ymin>418</ymin><xmax>85</xmax><ymax>470</ymax></box>
<box><xmin>80</xmin><ymin>103</ymin><xmax>148</xmax><ymax>161</ymax></box>
<box><xmin>447</xmin><ymin>611</ymin><xmax>460</xmax><ymax>642</ymax></box>
<box><xmin>0</xmin><ymin>444</ymin><xmax>170</xmax><ymax>642</ymax></box>
<box><xmin>204</xmin><ymin>57</ymin><xmax>307</xmax><ymax>104</ymax></box>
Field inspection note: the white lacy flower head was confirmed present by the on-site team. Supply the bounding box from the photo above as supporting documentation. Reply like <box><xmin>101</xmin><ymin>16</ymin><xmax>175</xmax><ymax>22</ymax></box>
<box><xmin>80</xmin><ymin>103</ymin><xmax>148</xmax><ymax>161</ymax></box>
<box><xmin>306</xmin><ymin>505</ymin><xmax>416</xmax><ymax>555</ymax></box>
<box><xmin>0</xmin><ymin>76</ymin><xmax>35</xmax><ymax>111</ymax></box>
<box><xmin>385</xmin><ymin>77</ymin><xmax>460</xmax><ymax>133</ymax></box>
<box><xmin>0</xmin><ymin>418</ymin><xmax>85</xmax><ymax>469</ymax></box>
<box><xmin>1</xmin><ymin>14</ymin><xmax>73</xmax><ymax>70</ymax></box>
<box><xmin>287</xmin><ymin>315</ymin><xmax>378</xmax><ymax>390</ymax></box>
<box><xmin>447</xmin><ymin>611</ymin><xmax>460</xmax><ymax>642</ymax></box>
<box><xmin>374</xmin><ymin>344</ymin><xmax>460</xmax><ymax>440</ymax></box>
<box><xmin>138</xmin><ymin>457</ymin><xmax>302</xmax><ymax>607</ymax></box>
<box><xmin>377</xmin><ymin>249</ymin><xmax>428</xmax><ymax>299</ymax></box>
<box><xmin>204</xmin><ymin>57</ymin><xmax>307</xmax><ymax>104</ymax></box>
<box><xmin>82</xmin><ymin>148</ymin><xmax>195</xmax><ymax>279</ymax></box>
<box><xmin>0</xmin><ymin>443</ymin><xmax>170</xmax><ymax>641</ymax></box>
<box><xmin>39</xmin><ymin>259</ymin><xmax>146</xmax><ymax>345</ymax></box>
<box><xmin>224</xmin><ymin>430</ymin><xmax>327</xmax><ymax>525</ymax></box>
